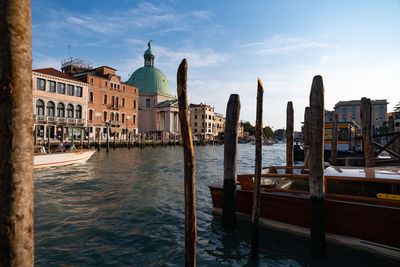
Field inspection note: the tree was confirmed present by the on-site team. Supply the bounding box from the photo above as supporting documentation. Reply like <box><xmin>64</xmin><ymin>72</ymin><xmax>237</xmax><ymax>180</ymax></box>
<box><xmin>263</xmin><ymin>126</ymin><xmax>274</xmax><ymax>138</ymax></box>
<box><xmin>241</xmin><ymin>121</ymin><xmax>255</xmax><ymax>135</ymax></box>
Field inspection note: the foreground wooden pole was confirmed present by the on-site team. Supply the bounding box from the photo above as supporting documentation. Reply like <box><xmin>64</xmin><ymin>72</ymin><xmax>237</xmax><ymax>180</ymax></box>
<box><xmin>113</xmin><ymin>132</ymin><xmax>116</xmax><ymax>150</ymax></box>
<box><xmin>308</xmin><ymin>75</ymin><xmax>326</xmax><ymax>255</ymax></box>
<box><xmin>97</xmin><ymin>130</ymin><xmax>100</xmax><ymax>151</ymax></box>
<box><xmin>286</xmin><ymin>101</ymin><xmax>294</xmax><ymax>170</ymax></box>
<box><xmin>360</xmin><ymin>98</ymin><xmax>374</xmax><ymax>167</ymax></box>
<box><xmin>222</xmin><ymin>94</ymin><xmax>241</xmax><ymax>229</ymax></box>
<box><xmin>177</xmin><ymin>59</ymin><xmax>196</xmax><ymax>266</ymax></box>
<box><xmin>304</xmin><ymin>107</ymin><xmax>310</xmax><ymax>168</ymax></box>
<box><xmin>330</xmin><ymin>113</ymin><xmax>338</xmax><ymax>165</ymax></box>
<box><xmin>251</xmin><ymin>78</ymin><xmax>264</xmax><ymax>257</ymax></box>
<box><xmin>0</xmin><ymin>0</ymin><xmax>34</xmax><ymax>265</ymax></box>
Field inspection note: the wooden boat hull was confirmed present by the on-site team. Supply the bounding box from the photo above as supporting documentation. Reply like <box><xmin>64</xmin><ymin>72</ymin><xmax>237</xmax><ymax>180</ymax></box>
<box><xmin>209</xmin><ymin>184</ymin><xmax>400</xmax><ymax>249</ymax></box>
<box><xmin>34</xmin><ymin>150</ymin><xmax>96</xmax><ymax>169</ymax></box>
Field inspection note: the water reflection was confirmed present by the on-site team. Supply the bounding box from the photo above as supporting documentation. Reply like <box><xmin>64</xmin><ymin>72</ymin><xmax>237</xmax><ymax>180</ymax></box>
<box><xmin>34</xmin><ymin>143</ymin><xmax>400</xmax><ymax>266</ymax></box>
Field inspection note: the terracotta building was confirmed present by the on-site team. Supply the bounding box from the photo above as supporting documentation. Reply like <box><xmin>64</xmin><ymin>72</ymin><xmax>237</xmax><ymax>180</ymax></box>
<box><xmin>32</xmin><ymin>68</ymin><xmax>88</xmax><ymax>142</ymax></box>
<box><xmin>65</xmin><ymin>60</ymin><xmax>139</xmax><ymax>140</ymax></box>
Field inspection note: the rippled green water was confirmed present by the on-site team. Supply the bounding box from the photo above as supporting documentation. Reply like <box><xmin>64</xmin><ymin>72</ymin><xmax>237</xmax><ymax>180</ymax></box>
<box><xmin>34</xmin><ymin>143</ymin><xmax>399</xmax><ymax>266</ymax></box>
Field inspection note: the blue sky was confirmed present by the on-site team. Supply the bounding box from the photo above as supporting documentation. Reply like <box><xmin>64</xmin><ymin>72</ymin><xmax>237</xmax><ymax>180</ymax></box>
<box><xmin>32</xmin><ymin>0</ymin><xmax>400</xmax><ymax>130</ymax></box>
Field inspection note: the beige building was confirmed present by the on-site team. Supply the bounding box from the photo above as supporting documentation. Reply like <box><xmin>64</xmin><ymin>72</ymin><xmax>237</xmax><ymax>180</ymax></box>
<box><xmin>32</xmin><ymin>68</ymin><xmax>88</xmax><ymax>142</ymax></box>
<box><xmin>213</xmin><ymin>113</ymin><xmax>225</xmax><ymax>138</ymax></box>
<box><xmin>190</xmin><ymin>103</ymin><xmax>215</xmax><ymax>140</ymax></box>
<box><xmin>334</xmin><ymin>99</ymin><xmax>388</xmax><ymax>131</ymax></box>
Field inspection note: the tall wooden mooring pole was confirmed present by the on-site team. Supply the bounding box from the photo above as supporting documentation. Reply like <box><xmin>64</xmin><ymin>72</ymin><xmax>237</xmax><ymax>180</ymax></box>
<box><xmin>222</xmin><ymin>94</ymin><xmax>240</xmax><ymax>229</ymax></box>
<box><xmin>251</xmin><ymin>78</ymin><xmax>264</xmax><ymax>257</ymax></box>
<box><xmin>286</xmin><ymin>101</ymin><xmax>294</xmax><ymax>171</ymax></box>
<box><xmin>177</xmin><ymin>59</ymin><xmax>197</xmax><ymax>266</ymax></box>
<box><xmin>360</xmin><ymin>97</ymin><xmax>374</xmax><ymax>167</ymax></box>
<box><xmin>309</xmin><ymin>75</ymin><xmax>326</xmax><ymax>255</ymax></box>
<box><xmin>304</xmin><ymin>107</ymin><xmax>310</xmax><ymax>168</ymax></box>
<box><xmin>330</xmin><ymin>113</ymin><xmax>338</xmax><ymax>166</ymax></box>
<box><xmin>0</xmin><ymin>0</ymin><xmax>34</xmax><ymax>265</ymax></box>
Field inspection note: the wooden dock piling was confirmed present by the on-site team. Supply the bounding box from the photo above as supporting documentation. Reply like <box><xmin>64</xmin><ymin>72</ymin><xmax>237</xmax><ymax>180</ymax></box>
<box><xmin>113</xmin><ymin>132</ymin><xmax>116</xmax><ymax>150</ymax></box>
<box><xmin>304</xmin><ymin>107</ymin><xmax>310</xmax><ymax>168</ymax></box>
<box><xmin>360</xmin><ymin>97</ymin><xmax>374</xmax><ymax>167</ymax></box>
<box><xmin>97</xmin><ymin>130</ymin><xmax>100</xmax><ymax>151</ymax></box>
<box><xmin>308</xmin><ymin>75</ymin><xmax>326</xmax><ymax>255</ymax></box>
<box><xmin>222</xmin><ymin>94</ymin><xmax>241</xmax><ymax>229</ymax></box>
<box><xmin>0</xmin><ymin>0</ymin><xmax>34</xmax><ymax>264</ymax></box>
<box><xmin>177</xmin><ymin>59</ymin><xmax>197</xmax><ymax>266</ymax></box>
<box><xmin>251</xmin><ymin>78</ymin><xmax>263</xmax><ymax>257</ymax></box>
<box><xmin>106</xmin><ymin>124</ymin><xmax>109</xmax><ymax>153</ymax></box>
<box><xmin>286</xmin><ymin>101</ymin><xmax>294</xmax><ymax>171</ymax></box>
<box><xmin>330</xmin><ymin>113</ymin><xmax>338</xmax><ymax>165</ymax></box>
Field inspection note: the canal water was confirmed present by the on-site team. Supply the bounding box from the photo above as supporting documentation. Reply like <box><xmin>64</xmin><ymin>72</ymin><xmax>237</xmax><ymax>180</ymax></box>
<box><xmin>34</xmin><ymin>143</ymin><xmax>399</xmax><ymax>266</ymax></box>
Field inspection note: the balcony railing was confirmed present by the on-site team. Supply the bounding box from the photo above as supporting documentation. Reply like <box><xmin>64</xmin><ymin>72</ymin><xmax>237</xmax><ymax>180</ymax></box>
<box><xmin>34</xmin><ymin>115</ymin><xmax>86</xmax><ymax>125</ymax></box>
<box><xmin>107</xmin><ymin>104</ymin><xmax>122</xmax><ymax>110</ymax></box>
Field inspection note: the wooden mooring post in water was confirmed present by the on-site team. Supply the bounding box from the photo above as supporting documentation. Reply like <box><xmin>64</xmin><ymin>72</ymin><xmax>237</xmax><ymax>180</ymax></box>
<box><xmin>308</xmin><ymin>75</ymin><xmax>326</xmax><ymax>255</ymax></box>
<box><xmin>0</xmin><ymin>0</ymin><xmax>34</xmax><ymax>264</ymax></box>
<box><xmin>286</xmin><ymin>102</ymin><xmax>294</xmax><ymax>173</ymax></box>
<box><xmin>251</xmin><ymin>78</ymin><xmax>264</xmax><ymax>257</ymax></box>
<box><xmin>106</xmin><ymin>124</ymin><xmax>110</xmax><ymax>153</ymax></box>
<box><xmin>97</xmin><ymin>130</ymin><xmax>100</xmax><ymax>151</ymax></box>
<box><xmin>360</xmin><ymin>97</ymin><xmax>374</xmax><ymax>167</ymax></box>
<box><xmin>304</xmin><ymin>107</ymin><xmax>310</xmax><ymax>168</ymax></box>
<box><xmin>113</xmin><ymin>132</ymin><xmax>116</xmax><ymax>150</ymax></box>
<box><xmin>330</xmin><ymin>113</ymin><xmax>338</xmax><ymax>165</ymax></box>
<box><xmin>222</xmin><ymin>94</ymin><xmax>241</xmax><ymax>229</ymax></box>
<box><xmin>177</xmin><ymin>59</ymin><xmax>197</xmax><ymax>266</ymax></box>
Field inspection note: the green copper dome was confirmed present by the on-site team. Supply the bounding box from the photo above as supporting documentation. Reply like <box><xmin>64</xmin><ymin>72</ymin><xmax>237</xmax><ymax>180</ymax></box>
<box><xmin>144</xmin><ymin>48</ymin><xmax>154</xmax><ymax>57</ymax></box>
<box><xmin>127</xmin><ymin>66</ymin><xmax>171</xmax><ymax>95</ymax></box>
<box><xmin>127</xmin><ymin>41</ymin><xmax>171</xmax><ymax>96</ymax></box>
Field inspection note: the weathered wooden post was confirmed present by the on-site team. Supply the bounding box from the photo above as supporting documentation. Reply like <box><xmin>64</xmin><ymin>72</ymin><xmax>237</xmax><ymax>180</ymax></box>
<box><xmin>47</xmin><ymin>126</ymin><xmax>51</xmax><ymax>151</ymax></box>
<box><xmin>251</xmin><ymin>78</ymin><xmax>263</xmax><ymax>257</ymax></box>
<box><xmin>330</xmin><ymin>113</ymin><xmax>338</xmax><ymax>165</ymax></box>
<box><xmin>286</xmin><ymin>102</ymin><xmax>294</xmax><ymax>172</ymax></box>
<box><xmin>309</xmin><ymin>75</ymin><xmax>326</xmax><ymax>255</ymax></box>
<box><xmin>360</xmin><ymin>97</ymin><xmax>374</xmax><ymax>167</ymax></box>
<box><xmin>0</xmin><ymin>0</ymin><xmax>34</xmax><ymax>264</ymax></box>
<box><xmin>177</xmin><ymin>59</ymin><xmax>197</xmax><ymax>266</ymax></box>
<box><xmin>97</xmin><ymin>129</ymin><xmax>100</xmax><ymax>151</ymax></box>
<box><xmin>222</xmin><ymin>94</ymin><xmax>241</xmax><ymax>229</ymax></box>
<box><xmin>389</xmin><ymin>116</ymin><xmax>395</xmax><ymax>152</ymax></box>
<box><xmin>106</xmin><ymin>124</ymin><xmax>109</xmax><ymax>153</ymax></box>
<box><xmin>113</xmin><ymin>132</ymin><xmax>116</xmax><ymax>150</ymax></box>
<box><xmin>304</xmin><ymin>107</ymin><xmax>310</xmax><ymax>168</ymax></box>
<box><xmin>80</xmin><ymin>128</ymin><xmax>83</xmax><ymax>149</ymax></box>
<box><xmin>128</xmin><ymin>133</ymin><xmax>131</xmax><ymax>150</ymax></box>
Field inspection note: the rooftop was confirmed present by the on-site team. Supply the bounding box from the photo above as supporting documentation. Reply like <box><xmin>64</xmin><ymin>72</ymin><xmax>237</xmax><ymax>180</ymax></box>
<box><xmin>33</xmin><ymin>68</ymin><xmax>83</xmax><ymax>83</ymax></box>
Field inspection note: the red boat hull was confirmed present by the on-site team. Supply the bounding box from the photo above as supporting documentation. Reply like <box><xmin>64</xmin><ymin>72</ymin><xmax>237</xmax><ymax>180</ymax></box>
<box><xmin>210</xmin><ymin>184</ymin><xmax>400</xmax><ymax>249</ymax></box>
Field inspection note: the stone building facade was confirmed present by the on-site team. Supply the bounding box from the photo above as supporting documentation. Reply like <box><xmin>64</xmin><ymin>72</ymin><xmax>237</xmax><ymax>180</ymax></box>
<box><xmin>189</xmin><ymin>103</ymin><xmax>215</xmax><ymax>140</ymax></box>
<box><xmin>334</xmin><ymin>99</ymin><xmax>388</xmax><ymax>130</ymax></box>
<box><xmin>32</xmin><ymin>68</ymin><xmax>88</xmax><ymax>142</ymax></box>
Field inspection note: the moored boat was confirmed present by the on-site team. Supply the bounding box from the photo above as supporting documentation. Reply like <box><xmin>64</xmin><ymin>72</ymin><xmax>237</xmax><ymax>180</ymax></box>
<box><xmin>34</xmin><ymin>145</ymin><xmax>96</xmax><ymax>169</ymax></box>
<box><xmin>209</xmin><ymin>166</ymin><xmax>400</xmax><ymax>255</ymax></box>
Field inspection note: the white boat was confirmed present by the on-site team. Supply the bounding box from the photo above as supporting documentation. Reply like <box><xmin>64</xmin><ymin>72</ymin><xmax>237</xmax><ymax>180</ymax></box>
<box><xmin>34</xmin><ymin>145</ymin><xmax>96</xmax><ymax>169</ymax></box>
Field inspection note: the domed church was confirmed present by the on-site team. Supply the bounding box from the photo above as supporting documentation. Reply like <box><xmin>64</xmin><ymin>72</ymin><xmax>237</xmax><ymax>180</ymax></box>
<box><xmin>126</xmin><ymin>41</ymin><xmax>180</xmax><ymax>133</ymax></box>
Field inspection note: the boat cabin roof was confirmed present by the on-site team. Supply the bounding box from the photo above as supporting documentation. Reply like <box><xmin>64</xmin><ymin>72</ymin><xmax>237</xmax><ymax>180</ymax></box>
<box><xmin>324</xmin><ymin>166</ymin><xmax>400</xmax><ymax>180</ymax></box>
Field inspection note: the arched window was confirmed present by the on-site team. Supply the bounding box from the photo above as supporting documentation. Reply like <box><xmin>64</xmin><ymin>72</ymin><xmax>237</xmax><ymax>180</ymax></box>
<box><xmin>46</xmin><ymin>101</ymin><xmax>55</xmax><ymax>116</ymax></box>
<box><xmin>89</xmin><ymin>92</ymin><xmax>94</xmax><ymax>103</ymax></box>
<box><xmin>75</xmin><ymin>105</ymin><xmax>82</xmax><ymax>119</ymax></box>
<box><xmin>57</xmin><ymin>103</ymin><xmax>65</xmax><ymax>117</ymax></box>
<box><xmin>116</xmin><ymin>113</ymin><xmax>119</xmax><ymax>121</ymax></box>
<box><xmin>103</xmin><ymin>111</ymin><xmax>107</xmax><ymax>121</ymax></box>
<box><xmin>110</xmin><ymin>112</ymin><xmax>114</xmax><ymax>121</ymax></box>
<box><xmin>35</xmin><ymin>99</ymin><xmax>44</xmax><ymax>115</ymax></box>
<box><xmin>133</xmin><ymin>114</ymin><xmax>136</xmax><ymax>125</ymax></box>
<box><xmin>89</xmin><ymin>110</ymin><xmax>93</xmax><ymax>121</ymax></box>
<box><xmin>67</xmin><ymin>104</ymin><xmax>74</xmax><ymax>118</ymax></box>
<box><xmin>122</xmin><ymin>113</ymin><xmax>125</xmax><ymax>123</ymax></box>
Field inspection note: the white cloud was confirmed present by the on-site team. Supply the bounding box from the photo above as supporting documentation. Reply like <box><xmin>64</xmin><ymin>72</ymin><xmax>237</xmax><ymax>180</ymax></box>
<box><xmin>246</xmin><ymin>35</ymin><xmax>330</xmax><ymax>55</ymax></box>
